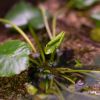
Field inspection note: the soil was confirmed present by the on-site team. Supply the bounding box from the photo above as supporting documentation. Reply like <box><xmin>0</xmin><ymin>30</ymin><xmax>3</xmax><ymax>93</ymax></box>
<box><xmin>0</xmin><ymin>0</ymin><xmax>100</xmax><ymax>100</ymax></box>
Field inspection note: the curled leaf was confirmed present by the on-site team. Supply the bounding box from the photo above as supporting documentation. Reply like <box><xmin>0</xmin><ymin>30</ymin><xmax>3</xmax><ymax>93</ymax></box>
<box><xmin>44</xmin><ymin>32</ymin><xmax>65</xmax><ymax>54</ymax></box>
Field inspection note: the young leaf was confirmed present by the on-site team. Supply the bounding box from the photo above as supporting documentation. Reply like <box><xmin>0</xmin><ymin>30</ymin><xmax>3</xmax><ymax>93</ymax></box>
<box><xmin>44</xmin><ymin>32</ymin><xmax>65</xmax><ymax>54</ymax></box>
<box><xmin>5</xmin><ymin>1</ymin><xmax>45</xmax><ymax>29</ymax></box>
<box><xmin>0</xmin><ymin>40</ymin><xmax>31</xmax><ymax>77</ymax></box>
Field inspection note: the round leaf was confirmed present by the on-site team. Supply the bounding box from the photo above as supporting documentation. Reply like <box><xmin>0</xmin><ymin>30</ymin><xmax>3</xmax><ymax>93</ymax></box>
<box><xmin>90</xmin><ymin>28</ymin><xmax>100</xmax><ymax>42</ymax></box>
<box><xmin>5</xmin><ymin>1</ymin><xmax>45</xmax><ymax>29</ymax></box>
<box><xmin>0</xmin><ymin>40</ymin><xmax>31</xmax><ymax>77</ymax></box>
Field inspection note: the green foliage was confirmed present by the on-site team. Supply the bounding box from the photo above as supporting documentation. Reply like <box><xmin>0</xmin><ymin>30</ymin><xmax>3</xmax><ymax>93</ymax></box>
<box><xmin>75</xmin><ymin>59</ymin><xmax>83</xmax><ymax>68</ymax></box>
<box><xmin>0</xmin><ymin>40</ymin><xmax>31</xmax><ymax>77</ymax></box>
<box><xmin>44</xmin><ymin>32</ymin><xmax>65</xmax><ymax>54</ymax></box>
<box><xmin>91</xmin><ymin>11</ymin><xmax>100</xmax><ymax>27</ymax></box>
<box><xmin>0</xmin><ymin>3</ymin><xmax>99</xmax><ymax>98</ymax></box>
<box><xmin>25</xmin><ymin>83</ymin><xmax>38</xmax><ymax>95</ymax></box>
<box><xmin>90</xmin><ymin>28</ymin><xmax>100</xmax><ymax>42</ymax></box>
<box><xmin>5</xmin><ymin>1</ymin><xmax>45</xmax><ymax>29</ymax></box>
<box><xmin>90</xmin><ymin>10</ymin><xmax>100</xmax><ymax>42</ymax></box>
<box><xmin>69</xmin><ymin>0</ymin><xmax>99</xmax><ymax>9</ymax></box>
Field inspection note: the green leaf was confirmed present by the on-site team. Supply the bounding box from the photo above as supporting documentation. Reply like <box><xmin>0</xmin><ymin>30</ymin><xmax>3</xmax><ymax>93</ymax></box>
<box><xmin>0</xmin><ymin>40</ymin><xmax>31</xmax><ymax>77</ymax></box>
<box><xmin>5</xmin><ymin>1</ymin><xmax>45</xmax><ymax>29</ymax></box>
<box><xmin>90</xmin><ymin>28</ymin><xmax>100</xmax><ymax>42</ymax></box>
<box><xmin>75</xmin><ymin>59</ymin><xmax>83</xmax><ymax>68</ymax></box>
<box><xmin>44</xmin><ymin>32</ymin><xmax>65</xmax><ymax>54</ymax></box>
<box><xmin>71</xmin><ymin>0</ymin><xmax>99</xmax><ymax>9</ymax></box>
<box><xmin>36</xmin><ymin>94</ymin><xmax>48</xmax><ymax>99</ymax></box>
<box><xmin>25</xmin><ymin>83</ymin><xmax>38</xmax><ymax>95</ymax></box>
<box><xmin>91</xmin><ymin>11</ymin><xmax>100</xmax><ymax>27</ymax></box>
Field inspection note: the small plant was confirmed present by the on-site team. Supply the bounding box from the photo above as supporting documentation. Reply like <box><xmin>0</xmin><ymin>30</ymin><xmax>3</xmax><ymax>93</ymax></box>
<box><xmin>0</xmin><ymin>6</ymin><xmax>99</xmax><ymax>100</ymax></box>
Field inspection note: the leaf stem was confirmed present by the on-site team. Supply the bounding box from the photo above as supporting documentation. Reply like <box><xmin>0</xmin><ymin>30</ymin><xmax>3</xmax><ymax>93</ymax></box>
<box><xmin>52</xmin><ymin>16</ymin><xmax>56</xmax><ymax>37</ymax></box>
<box><xmin>39</xmin><ymin>5</ymin><xmax>53</xmax><ymax>39</ymax></box>
<box><xmin>54</xmin><ymin>79</ymin><xmax>68</xmax><ymax>92</ymax></box>
<box><xmin>29</xmin><ymin>57</ymin><xmax>40</xmax><ymax>66</ymax></box>
<box><xmin>54</xmin><ymin>80</ymin><xmax>64</xmax><ymax>100</ymax></box>
<box><xmin>50</xmin><ymin>48</ymin><xmax>56</xmax><ymax>62</ymax></box>
<box><xmin>29</xmin><ymin>25</ymin><xmax>45</xmax><ymax>62</ymax></box>
<box><xmin>55</xmin><ymin>67</ymin><xmax>100</xmax><ymax>73</ymax></box>
<box><xmin>61</xmin><ymin>75</ymin><xmax>75</xmax><ymax>84</ymax></box>
<box><xmin>0</xmin><ymin>18</ymin><xmax>37</xmax><ymax>53</ymax></box>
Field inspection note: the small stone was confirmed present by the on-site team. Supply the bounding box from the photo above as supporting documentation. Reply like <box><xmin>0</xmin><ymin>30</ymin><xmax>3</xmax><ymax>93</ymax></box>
<box><xmin>75</xmin><ymin>80</ymin><xmax>85</xmax><ymax>91</ymax></box>
<box><xmin>76</xmin><ymin>80</ymin><xmax>84</xmax><ymax>86</ymax></box>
